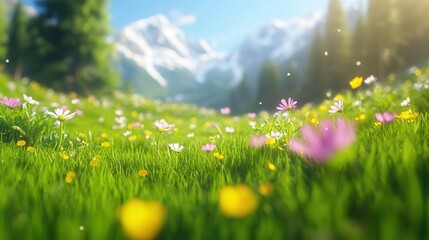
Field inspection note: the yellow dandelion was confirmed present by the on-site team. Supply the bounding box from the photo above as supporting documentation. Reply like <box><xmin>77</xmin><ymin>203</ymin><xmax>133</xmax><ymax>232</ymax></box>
<box><xmin>318</xmin><ymin>104</ymin><xmax>328</xmax><ymax>111</ymax></box>
<box><xmin>90</xmin><ymin>160</ymin><xmax>100</xmax><ymax>167</ymax></box>
<box><xmin>26</xmin><ymin>146</ymin><xmax>36</xmax><ymax>153</ymax></box>
<box><xmin>127</xmin><ymin>123</ymin><xmax>134</xmax><ymax>130</ymax></box>
<box><xmin>138</xmin><ymin>169</ymin><xmax>149</xmax><ymax>177</ymax></box>
<box><xmin>60</xmin><ymin>152</ymin><xmax>70</xmax><ymax>160</ymax></box>
<box><xmin>355</xmin><ymin>114</ymin><xmax>366</xmax><ymax>121</ymax></box>
<box><xmin>118</xmin><ymin>199</ymin><xmax>166</xmax><ymax>240</ymax></box>
<box><xmin>268</xmin><ymin>162</ymin><xmax>276</xmax><ymax>171</ymax></box>
<box><xmin>213</xmin><ymin>152</ymin><xmax>225</xmax><ymax>160</ymax></box>
<box><xmin>16</xmin><ymin>140</ymin><xmax>26</xmax><ymax>147</ymax></box>
<box><xmin>101</xmin><ymin>141</ymin><xmax>111</xmax><ymax>147</ymax></box>
<box><xmin>374</xmin><ymin>122</ymin><xmax>382</xmax><ymax>127</ymax></box>
<box><xmin>334</xmin><ymin>93</ymin><xmax>344</xmax><ymax>101</ymax></box>
<box><xmin>219</xmin><ymin>184</ymin><xmax>259</xmax><ymax>218</ymax></box>
<box><xmin>265</xmin><ymin>137</ymin><xmax>276</xmax><ymax>146</ymax></box>
<box><xmin>397</xmin><ymin>110</ymin><xmax>419</xmax><ymax>120</ymax></box>
<box><xmin>349</xmin><ymin>76</ymin><xmax>363</xmax><ymax>89</ymax></box>
<box><xmin>128</xmin><ymin>135</ymin><xmax>137</xmax><ymax>142</ymax></box>
<box><xmin>65</xmin><ymin>171</ymin><xmax>76</xmax><ymax>184</ymax></box>
<box><xmin>310</xmin><ymin>117</ymin><xmax>319</xmax><ymax>125</ymax></box>
<box><xmin>259</xmin><ymin>183</ymin><xmax>274</xmax><ymax>196</ymax></box>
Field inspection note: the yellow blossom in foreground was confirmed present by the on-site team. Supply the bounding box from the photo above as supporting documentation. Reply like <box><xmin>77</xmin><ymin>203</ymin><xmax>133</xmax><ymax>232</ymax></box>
<box><xmin>355</xmin><ymin>114</ymin><xmax>366</xmax><ymax>121</ymax></box>
<box><xmin>265</xmin><ymin>137</ymin><xmax>276</xmax><ymax>146</ymax></box>
<box><xmin>259</xmin><ymin>183</ymin><xmax>274</xmax><ymax>196</ymax></box>
<box><xmin>118</xmin><ymin>199</ymin><xmax>166</xmax><ymax>240</ymax></box>
<box><xmin>65</xmin><ymin>171</ymin><xmax>76</xmax><ymax>183</ymax></box>
<box><xmin>311</xmin><ymin>117</ymin><xmax>319</xmax><ymax>125</ymax></box>
<box><xmin>213</xmin><ymin>152</ymin><xmax>224</xmax><ymax>160</ymax></box>
<box><xmin>27</xmin><ymin>146</ymin><xmax>36</xmax><ymax>153</ymax></box>
<box><xmin>16</xmin><ymin>140</ymin><xmax>26</xmax><ymax>147</ymax></box>
<box><xmin>101</xmin><ymin>141</ymin><xmax>111</xmax><ymax>147</ymax></box>
<box><xmin>349</xmin><ymin>76</ymin><xmax>363</xmax><ymax>89</ymax></box>
<box><xmin>374</xmin><ymin>122</ymin><xmax>382</xmax><ymax>127</ymax></box>
<box><xmin>397</xmin><ymin>110</ymin><xmax>419</xmax><ymax>120</ymax></box>
<box><xmin>268</xmin><ymin>162</ymin><xmax>276</xmax><ymax>171</ymax></box>
<box><xmin>60</xmin><ymin>152</ymin><xmax>70</xmax><ymax>160</ymax></box>
<box><xmin>219</xmin><ymin>184</ymin><xmax>259</xmax><ymax>218</ymax></box>
<box><xmin>138</xmin><ymin>169</ymin><xmax>149</xmax><ymax>177</ymax></box>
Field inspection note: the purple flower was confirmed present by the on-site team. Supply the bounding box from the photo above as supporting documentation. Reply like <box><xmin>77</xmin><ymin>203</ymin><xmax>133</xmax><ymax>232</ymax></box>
<box><xmin>249</xmin><ymin>135</ymin><xmax>268</xmax><ymax>148</ymax></box>
<box><xmin>247</xmin><ymin>112</ymin><xmax>256</xmax><ymax>119</ymax></box>
<box><xmin>277</xmin><ymin>98</ymin><xmax>297</xmax><ymax>113</ymax></box>
<box><xmin>289</xmin><ymin>118</ymin><xmax>355</xmax><ymax>163</ymax></box>
<box><xmin>201</xmin><ymin>144</ymin><xmax>216</xmax><ymax>152</ymax></box>
<box><xmin>0</xmin><ymin>97</ymin><xmax>21</xmax><ymax>109</ymax></box>
<box><xmin>220</xmin><ymin>107</ymin><xmax>231</xmax><ymax>115</ymax></box>
<box><xmin>375</xmin><ymin>112</ymin><xmax>396</xmax><ymax>123</ymax></box>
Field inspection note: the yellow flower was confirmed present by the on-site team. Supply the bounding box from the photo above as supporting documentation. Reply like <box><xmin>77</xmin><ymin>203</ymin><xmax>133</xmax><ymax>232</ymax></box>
<box><xmin>138</xmin><ymin>169</ymin><xmax>149</xmax><ymax>177</ymax></box>
<box><xmin>318</xmin><ymin>104</ymin><xmax>328</xmax><ymax>111</ymax></box>
<box><xmin>334</xmin><ymin>93</ymin><xmax>344</xmax><ymax>101</ymax></box>
<box><xmin>118</xmin><ymin>199</ymin><xmax>166</xmax><ymax>240</ymax></box>
<box><xmin>349</xmin><ymin>76</ymin><xmax>363</xmax><ymax>89</ymax></box>
<box><xmin>16</xmin><ymin>140</ymin><xmax>26</xmax><ymax>147</ymax></box>
<box><xmin>65</xmin><ymin>171</ymin><xmax>76</xmax><ymax>183</ymax></box>
<box><xmin>415</xmin><ymin>68</ymin><xmax>422</xmax><ymax>77</ymax></box>
<box><xmin>267</xmin><ymin>162</ymin><xmax>276</xmax><ymax>171</ymax></box>
<box><xmin>213</xmin><ymin>152</ymin><xmax>224</xmax><ymax>160</ymax></box>
<box><xmin>27</xmin><ymin>146</ymin><xmax>36</xmax><ymax>153</ymax></box>
<box><xmin>90</xmin><ymin>160</ymin><xmax>100</xmax><ymax>167</ymax></box>
<box><xmin>101</xmin><ymin>141</ymin><xmax>111</xmax><ymax>147</ymax></box>
<box><xmin>259</xmin><ymin>183</ymin><xmax>274</xmax><ymax>196</ymax></box>
<box><xmin>101</xmin><ymin>132</ymin><xmax>108</xmax><ymax>138</ymax></box>
<box><xmin>127</xmin><ymin>123</ymin><xmax>134</xmax><ymax>130</ymax></box>
<box><xmin>219</xmin><ymin>184</ymin><xmax>259</xmax><ymax>218</ymax></box>
<box><xmin>265</xmin><ymin>137</ymin><xmax>276</xmax><ymax>146</ymax></box>
<box><xmin>128</xmin><ymin>135</ymin><xmax>137</xmax><ymax>142</ymax></box>
<box><xmin>355</xmin><ymin>114</ymin><xmax>366</xmax><ymax>121</ymax></box>
<box><xmin>131</xmin><ymin>111</ymin><xmax>138</xmax><ymax>118</ymax></box>
<box><xmin>310</xmin><ymin>117</ymin><xmax>319</xmax><ymax>125</ymax></box>
<box><xmin>60</xmin><ymin>152</ymin><xmax>70</xmax><ymax>160</ymax></box>
<box><xmin>397</xmin><ymin>110</ymin><xmax>419</xmax><ymax>120</ymax></box>
<box><xmin>374</xmin><ymin>122</ymin><xmax>382</xmax><ymax>127</ymax></box>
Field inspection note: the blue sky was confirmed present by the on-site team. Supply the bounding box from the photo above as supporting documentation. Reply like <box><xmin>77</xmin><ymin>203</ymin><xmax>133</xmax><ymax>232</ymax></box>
<box><xmin>20</xmin><ymin>0</ymin><xmax>355</xmax><ymax>52</ymax></box>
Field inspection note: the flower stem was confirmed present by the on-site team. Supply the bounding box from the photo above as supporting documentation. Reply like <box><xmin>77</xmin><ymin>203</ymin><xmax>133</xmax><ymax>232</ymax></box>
<box><xmin>57</xmin><ymin>121</ymin><xmax>64</xmax><ymax>151</ymax></box>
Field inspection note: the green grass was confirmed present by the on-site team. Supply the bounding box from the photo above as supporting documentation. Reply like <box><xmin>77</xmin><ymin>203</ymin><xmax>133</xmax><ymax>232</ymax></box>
<box><xmin>0</xmin><ymin>66</ymin><xmax>429</xmax><ymax>240</ymax></box>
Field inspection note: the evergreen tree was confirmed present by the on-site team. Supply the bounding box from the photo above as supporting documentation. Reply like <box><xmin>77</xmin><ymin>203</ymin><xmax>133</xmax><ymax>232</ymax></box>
<box><xmin>0</xmin><ymin>0</ymin><xmax>7</xmax><ymax>63</ymax></box>
<box><xmin>324</xmin><ymin>0</ymin><xmax>350</xmax><ymax>93</ymax></box>
<box><xmin>7</xmin><ymin>2</ymin><xmax>28</xmax><ymax>79</ymax></box>
<box><xmin>366</xmin><ymin>0</ymin><xmax>401</xmax><ymax>80</ymax></box>
<box><xmin>34</xmin><ymin>0</ymin><xmax>118</xmax><ymax>94</ymax></box>
<box><xmin>256</xmin><ymin>61</ymin><xmax>281</xmax><ymax>111</ymax></box>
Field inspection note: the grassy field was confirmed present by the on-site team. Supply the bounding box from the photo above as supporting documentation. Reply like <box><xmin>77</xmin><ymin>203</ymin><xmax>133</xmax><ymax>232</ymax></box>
<box><xmin>1</xmin><ymin>65</ymin><xmax>429</xmax><ymax>240</ymax></box>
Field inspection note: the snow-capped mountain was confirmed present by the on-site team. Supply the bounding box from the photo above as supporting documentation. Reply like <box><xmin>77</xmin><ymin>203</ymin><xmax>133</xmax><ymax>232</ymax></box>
<box><xmin>115</xmin><ymin>13</ymin><xmax>321</xmax><ymax>106</ymax></box>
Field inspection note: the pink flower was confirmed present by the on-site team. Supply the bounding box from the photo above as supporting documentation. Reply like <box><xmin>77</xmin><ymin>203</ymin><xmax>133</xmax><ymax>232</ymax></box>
<box><xmin>375</xmin><ymin>112</ymin><xmax>396</xmax><ymax>123</ymax></box>
<box><xmin>289</xmin><ymin>118</ymin><xmax>355</xmax><ymax>163</ymax></box>
<box><xmin>247</xmin><ymin>113</ymin><xmax>256</xmax><ymax>119</ymax></box>
<box><xmin>220</xmin><ymin>107</ymin><xmax>231</xmax><ymax>115</ymax></box>
<box><xmin>201</xmin><ymin>144</ymin><xmax>216</xmax><ymax>152</ymax></box>
<box><xmin>249</xmin><ymin>135</ymin><xmax>268</xmax><ymax>148</ymax></box>
<box><xmin>0</xmin><ymin>97</ymin><xmax>21</xmax><ymax>108</ymax></box>
<box><xmin>277</xmin><ymin>98</ymin><xmax>297</xmax><ymax>113</ymax></box>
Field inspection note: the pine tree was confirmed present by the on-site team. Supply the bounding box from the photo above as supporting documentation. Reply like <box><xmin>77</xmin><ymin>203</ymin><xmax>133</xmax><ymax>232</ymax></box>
<box><xmin>324</xmin><ymin>0</ymin><xmax>350</xmax><ymax>93</ymax></box>
<box><xmin>256</xmin><ymin>61</ymin><xmax>281</xmax><ymax>111</ymax></box>
<box><xmin>7</xmin><ymin>2</ymin><xmax>28</xmax><ymax>80</ymax></box>
<box><xmin>34</xmin><ymin>0</ymin><xmax>118</xmax><ymax>94</ymax></box>
<box><xmin>0</xmin><ymin>0</ymin><xmax>8</xmax><ymax>63</ymax></box>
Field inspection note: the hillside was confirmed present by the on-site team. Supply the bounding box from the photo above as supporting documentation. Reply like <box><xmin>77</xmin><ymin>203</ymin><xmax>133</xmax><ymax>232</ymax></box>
<box><xmin>0</xmin><ymin>62</ymin><xmax>429</xmax><ymax>239</ymax></box>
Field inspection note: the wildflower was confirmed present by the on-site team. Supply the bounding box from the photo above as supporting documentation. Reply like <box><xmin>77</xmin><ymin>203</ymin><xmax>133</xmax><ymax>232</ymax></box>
<box><xmin>375</xmin><ymin>112</ymin><xmax>396</xmax><ymax>123</ymax></box>
<box><xmin>169</xmin><ymin>143</ymin><xmax>184</xmax><ymax>153</ymax></box>
<box><xmin>65</xmin><ymin>171</ymin><xmax>76</xmax><ymax>183</ymax></box>
<box><xmin>118</xmin><ymin>199</ymin><xmax>166</xmax><ymax>240</ymax></box>
<box><xmin>349</xmin><ymin>76</ymin><xmax>363</xmax><ymax>89</ymax></box>
<box><xmin>289</xmin><ymin>118</ymin><xmax>355</xmax><ymax>163</ymax></box>
<box><xmin>201</xmin><ymin>144</ymin><xmax>216</xmax><ymax>152</ymax></box>
<box><xmin>259</xmin><ymin>183</ymin><xmax>274</xmax><ymax>196</ymax></box>
<box><xmin>0</xmin><ymin>97</ymin><xmax>21</xmax><ymax>108</ymax></box>
<box><xmin>220</xmin><ymin>107</ymin><xmax>231</xmax><ymax>115</ymax></box>
<box><xmin>225</xmin><ymin>127</ymin><xmax>235</xmax><ymax>133</ymax></box>
<box><xmin>90</xmin><ymin>159</ymin><xmax>100</xmax><ymax>167</ymax></box>
<box><xmin>334</xmin><ymin>94</ymin><xmax>344</xmax><ymax>101</ymax></box>
<box><xmin>128</xmin><ymin>135</ymin><xmax>137</xmax><ymax>142</ymax></box>
<box><xmin>46</xmin><ymin>108</ymin><xmax>76</xmax><ymax>121</ymax></box>
<box><xmin>16</xmin><ymin>140</ymin><xmax>26</xmax><ymax>147</ymax></box>
<box><xmin>23</xmin><ymin>94</ymin><xmax>39</xmax><ymax>105</ymax></box>
<box><xmin>153</xmin><ymin>119</ymin><xmax>173</xmax><ymax>132</ymax></box>
<box><xmin>276</xmin><ymin>97</ymin><xmax>297</xmax><ymax>113</ymax></box>
<box><xmin>374</xmin><ymin>122</ymin><xmax>382</xmax><ymax>127</ymax></box>
<box><xmin>268</xmin><ymin>162</ymin><xmax>276</xmax><ymax>171</ymax></box>
<box><xmin>364</xmin><ymin>75</ymin><xmax>377</xmax><ymax>85</ymax></box>
<box><xmin>247</xmin><ymin>113</ymin><xmax>256</xmax><ymax>119</ymax></box>
<box><xmin>249</xmin><ymin>135</ymin><xmax>267</xmax><ymax>148</ymax></box>
<box><xmin>267</xmin><ymin>131</ymin><xmax>283</xmax><ymax>140</ymax></box>
<box><xmin>400</xmin><ymin>97</ymin><xmax>411</xmax><ymax>107</ymax></box>
<box><xmin>27</xmin><ymin>146</ymin><xmax>36</xmax><ymax>153</ymax></box>
<box><xmin>101</xmin><ymin>141</ymin><xmax>111</xmax><ymax>147</ymax></box>
<box><xmin>328</xmin><ymin>101</ymin><xmax>344</xmax><ymax>115</ymax></box>
<box><xmin>265</xmin><ymin>137</ymin><xmax>276</xmax><ymax>146</ymax></box>
<box><xmin>138</xmin><ymin>169</ymin><xmax>149</xmax><ymax>177</ymax></box>
<box><xmin>60</xmin><ymin>152</ymin><xmax>70</xmax><ymax>160</ymax></box>
<box><xmin>213</xmin><ymin>152</ymin><xmax>224</xmax><ymax>160</ymax></box>
<box><xmin>219</xmin><ymin>184</ymin><xmax>259</xmax><ymax>218</ymax></box>
<box><xmin>397</xmin><ymin>110</ymin><xmax>419</xmax><ymax>120</ymax></box>
<box><xmin>355</xmin><ymin>114</ymin><xmax>366</xmax><ymax>121</ymax></box>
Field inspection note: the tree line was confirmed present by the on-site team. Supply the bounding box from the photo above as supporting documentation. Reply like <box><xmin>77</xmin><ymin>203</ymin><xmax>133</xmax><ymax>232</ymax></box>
<box><xmin>231</xmin><ymin>0</ymin><xmax>429</xmax><ymax>112</ymax></box>
<box><xmin>0</xmin><ymin>0</ymin><xmax>118</xmax><ymax>95</ymax></box>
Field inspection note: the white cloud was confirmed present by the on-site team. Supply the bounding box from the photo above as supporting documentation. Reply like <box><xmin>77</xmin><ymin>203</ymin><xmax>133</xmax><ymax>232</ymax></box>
<box><xmin>170</xmin><ymin>10</ymin><xmax>196</xmax><ymax>26</ymax></box>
